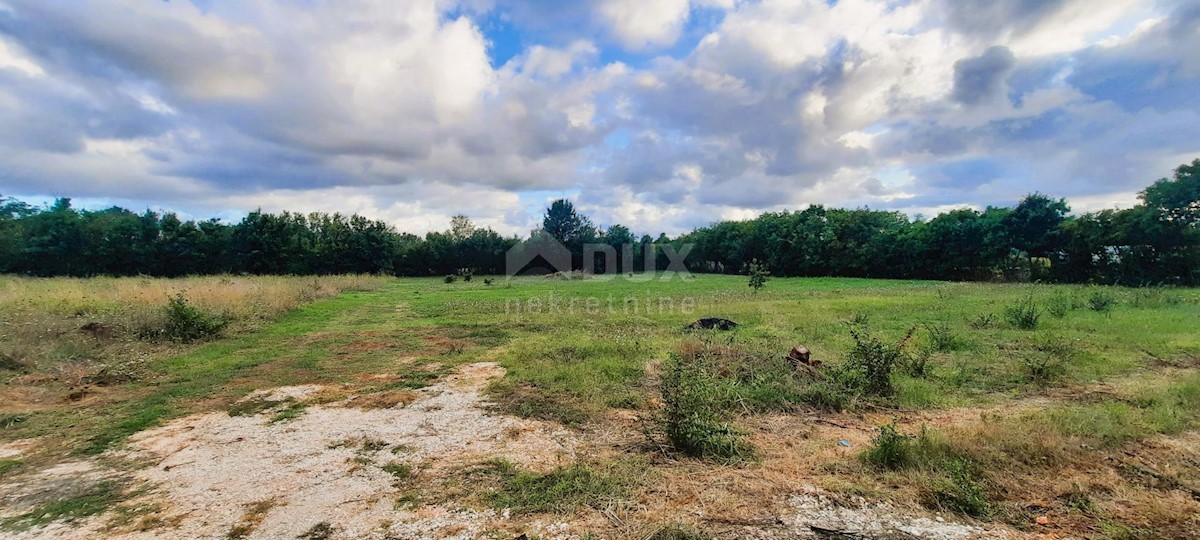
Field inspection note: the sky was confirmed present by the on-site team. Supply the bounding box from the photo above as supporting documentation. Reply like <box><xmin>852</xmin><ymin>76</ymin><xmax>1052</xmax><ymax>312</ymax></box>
<box><xmin>0</xmin><ymin>0</ymin><xmax>1198</xmax><ymax>237</ymax></box>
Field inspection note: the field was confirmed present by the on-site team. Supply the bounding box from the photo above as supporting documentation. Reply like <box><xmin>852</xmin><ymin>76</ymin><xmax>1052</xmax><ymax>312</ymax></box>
<box><xmin>2</xmin><ymin>274</ymin><xmax>1199</xmax><ymax>539</ymax></box>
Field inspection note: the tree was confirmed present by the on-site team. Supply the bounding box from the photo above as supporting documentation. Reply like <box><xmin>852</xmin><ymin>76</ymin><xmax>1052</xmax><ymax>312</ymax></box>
<box><xmin>449</xmin><ymin>215</ymin><xmax>476</xmax><ymax>240</ymax></box>
<box><xmin>542</xmin><ymin>199</ymin><xmax>596</xmax><ymax>269</ymax></box>
<box><xmin>746</xmin><ymin>258</ymin><xmax>769</xmax><ymax>293</ymax></box>
<box><xmin>1141</xmin><ymin>159</ymin><xmax>1200</xmax><ymax>226</ymax></box>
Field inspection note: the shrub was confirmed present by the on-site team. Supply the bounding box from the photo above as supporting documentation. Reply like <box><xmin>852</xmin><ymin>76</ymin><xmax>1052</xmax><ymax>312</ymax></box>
<box><xmin>457</xmin><ymin>268</ymin><xmax>474</xmax><ymax>282</ymax></box>
<box><xmin>905</xmin><ymin>347</ymin><xmax>932</xmax><ymax>378</ymax></box>
<box><xmin>155</xmin><ymin>292</ymin><xmax>226</xmax><ymax>343</ymax></box>
<box><xmin>1087</xmin><ymin>289</ymin><xmax>1117</xmax><ymax>312</ymax></box>
<box><xmin>862</xmin><ymin>422</ymin><xmax>949</xmax><ymax>470</ymax></box>
<box><xmin>925</xmin><ymin>322</ymin><xmax>960</xmax><ymax>352</ymax></box>
<box><xmin>965</xmin><ymin>313</ymin><xmax>996</xmax><ymax>329</ymax></box>
<box><xmin>928</xmin><ymin>459</ymin><xmax>990</xmax><ymax>517</ymax></box>
<box><xmin>1004</xmin><ymin>295</ymin><xmax>1040</xmax><ymax>330</ymax></box>
<box><xmin>1046</xmin><ymin>293</ymin><xmax>1071</xmax><ymax>318</ymax></box>
<box><xmin>840</xmin><ymin>325</ymin><xmax>914</xmax><ymax>396</ymax></box>
<box><xmin>443</xmin><ymin>275</ymin><xmax>457</xmax><ymax>284</ymax></box>
<box><xmin>744</xmin><ymin>259</ymin><xmax>769</xmax><ymax>293</ymax></box>
<box><xmin>660</xmin><ymin>353</ymin><xmax>754</xmax><ymax>463</ymax></box>
<box><xmin>483</xmin><ymin>278</ymin><xmax>494</xmax><ymax>286</ymax></box>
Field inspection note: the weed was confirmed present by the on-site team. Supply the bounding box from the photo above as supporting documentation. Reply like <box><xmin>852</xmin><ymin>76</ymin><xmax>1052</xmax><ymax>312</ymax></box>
<box><xmin>840</xmin><ymin>324</ymin><xmax>914</xmax><ymax>396</ymax></box>
<box><xmin>965</xmin><ymin>313</ymin><xmax>997</xmax><ymax>329</ymax></box>
<box><xmin>648</xmin><ymin>525</ymin><xmax>712</xmax><ymax>539</ymax></box>
<box><xmin>927</xmin><ymin>459</ymin><xmax>990</xmax><ymax>517</ymax></box>
<box><xmin>1046</xmin><ymin>293</ymin><xmax>1071</xmax><ymax>318</ymax></box>
<box><xmin>0</xmin><ymin>413</ymin><xmax>28</xmax><ymax>429</ymax></box>
<box><xmin>862</xmin><ymin>423</ymin><xmax>951</xmax><ymax>470</ymax></box>
<box><xmin>659</xmin><ymin>353</ymin><xmax>754</xmax><ymax>463</ymax></box>
<box><xmin>382</xmin><ymin>462</ymin><xmax>414</xmax><ymax>481</ymax></box>
<box><xmin>359</xmin><ymin>437</ymin><xmax>389</xmax><ymax>453</ymax></box>
<box><xmin>0</xmin><ymin>459</ymin><xmax>22</xmax><ymax>477</ymax></box>
<box><xmin>482</xmin><ymin>460</ymin><xmax>636</xmax><ymax>514</ymax></box>
<box><xmin>1087</xmin><ymin>289</ymin><xmax>1117</xmax><ymax>312</ymax></box>
<box><xmin>269</xmin><ymin>401</ymin><xmax>307</xmax><ymax>423</ymax></box>
<box><xmin>228</xmin><ymin>396</ymin><xmax>287</xmax><ymax>417</ymax></box>
<box><xmin>0</xmin><ymin>351</ymin><xmax>26</xmax><ymax>372</ymax></box>
<box><xmin>297</xmin><ymin>522</ymin><xmax>335</xmax><ymax>540</ymax></box>
<box><xmin>443</xmin><ymin>274</ymin><xmax>457</xmax><ymax>284</ymax></box>
<box><xmin>848</xmin><ymin>311</ymin><xmax>871</xmax><ymax>326</ymax></box>
<box><xmin>1004</xmin><ymin>295</ymin><xmax>1041</xmax><ymax>330</ymax></box>
<box><xmin>148</xmin><ymin>292</ymin><xmax>228</xmax><ymax>343</ymax></box>
<box><xmin>925</xmin><ymin>322</ymin><xmax>961</xmax><ymax>352</ymax></box>
<box><xmin>483</xmin><ymin>278</ymin><xmax>495</xmax><ymax>286</ymax></box>
<box><xmin>0</xmin><ymin>481</ymin><xmax>124</xmax><ymax>531</ymax></box>
<box><xmin>394</xmin><ymin>491</ymin><xmax>420</xmax><ymax>509</ymax></box>
<box><xmin>904</xmin><ymin>347</ymin><xmax>932</xmax><ymax>378</ymax></box>
<box><xmin>226</xmin><ymin>500</ymin><xmax>274</xmax><ymax>539</ymax></box>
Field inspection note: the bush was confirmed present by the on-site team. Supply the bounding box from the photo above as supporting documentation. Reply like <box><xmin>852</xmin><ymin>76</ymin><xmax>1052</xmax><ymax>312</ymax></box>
<box><xmin>1004</xmin><ymin>296</ymin><xmax>1041</xmax><ymax>330</ymax></box>
<box><xmin>928</xmin><ymin>459</ymin><xmax>990</xmax><ymax>517</ymax></box>
<box><xmin>839</xmin><ymin>325</ymin><xmax>914</xmax><ymax>396</ymax></box>
<box><xmin>965</xmin><ymin>313</ymin><xmax>996</xmax><ymax>329</ymax></box>
<box><xmin>1046</xmin><ymin>293</ymin><xmax>1071</xmax><ymax>318</ymax></box>
<box><xmin>443</xmin><ymin>274</ymin><xmax>457</xmax><ymax>284</ymax></box>
<box><xmin>925</xmin><ymin>322</ymin><xmax>960</xmax><ymax>352</ymax></box>
<box><xmin>862</xmin><ymin>422</ymin><xmax>949</xmax><ymax>470</ymax></box>
<box><xmin>483</xmin><ymin>278</ymin><xmax>494</xmax><ymax>286</ymax></box>
<box><xmin>1087</xmin><ymin>289</ymin><xmax>1117</xmax><ymax>312</ymax></box>
<box><xmin>457</xmin><ymin>268</ymin><xmax>474</xmax><ymax>282</ymax></box>
<box><xmin>660</xmin><ymin>353</ymin><xmax>754</xmax><ymax>463</ymax></box>
<box><xmin>154</xmin><ymin>292</ymin><xmax>226</xmax><ymax>343</ymax></box>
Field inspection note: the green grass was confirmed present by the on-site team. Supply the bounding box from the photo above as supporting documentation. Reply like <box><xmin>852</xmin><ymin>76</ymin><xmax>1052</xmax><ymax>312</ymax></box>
<box><xmin>479</xmin><ymin>459</ymin><xmax>640</xmax><ymax>515</ymax></box>
<box><xmin>4</xmin><ymin>275</ymin><xmax>1199</xmax><ymax>462</ymax></box>
<box><xmin>0</xmin><ymin>481</ymin><xmax>124</xmax><ymax>532</ymax></box>
<box><xmin>0</xmin><ymin>458</ymin><xmax>22</xmax><ymax>477</ymax></box>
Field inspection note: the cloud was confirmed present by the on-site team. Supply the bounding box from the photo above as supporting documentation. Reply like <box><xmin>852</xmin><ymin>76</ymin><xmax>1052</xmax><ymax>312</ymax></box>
<box><xmin>952</xmin><ymin>46</ymin><xmax>1016</xmax><ymax>105</ymax></box>
<box><xmin>0</xmin><ymin>0</ymin><xmax>1196</xmax><ymax>237</ymax></box>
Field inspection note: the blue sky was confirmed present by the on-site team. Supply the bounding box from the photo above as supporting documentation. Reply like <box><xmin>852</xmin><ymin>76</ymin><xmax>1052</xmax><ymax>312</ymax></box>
<box><xmin>0</xmin><ymin>0</ymin><xmax>1197</xmax><ymax>236</ymax></box>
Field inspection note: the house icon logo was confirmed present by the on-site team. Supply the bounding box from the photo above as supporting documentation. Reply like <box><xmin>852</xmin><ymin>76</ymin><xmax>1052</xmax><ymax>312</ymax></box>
<box><xmin>506</xmin><ymin>232</ymin><xmax>572</xmax><ymax>277</ymax></box>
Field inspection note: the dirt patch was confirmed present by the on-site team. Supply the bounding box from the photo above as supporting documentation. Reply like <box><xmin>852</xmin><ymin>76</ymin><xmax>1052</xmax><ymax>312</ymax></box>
<box><xmin>4</xmin><ymin>362</ymin><xmax>579</xmax><ymax>539</ymax></box>
<box><xmin>785</xmin><ymin>488</ymin><xmax>1013</xmax><ymax>539</ymax></box>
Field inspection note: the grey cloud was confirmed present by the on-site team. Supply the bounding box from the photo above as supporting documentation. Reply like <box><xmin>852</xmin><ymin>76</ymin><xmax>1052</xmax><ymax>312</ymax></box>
<box><xmin>952</xmin><ymin>46</ymin><xmax>1016</xmax><ymax>105</ymax></box>
<box><xmin>936</xmin><ymin>0</ymin><xmax>1070</xmax><ymax>39</ymax></box>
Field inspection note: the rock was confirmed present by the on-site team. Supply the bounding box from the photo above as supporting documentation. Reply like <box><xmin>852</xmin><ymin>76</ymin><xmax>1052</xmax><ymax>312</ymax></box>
<box><xmin>684</xmin><ymin>318</ymin><xmax>739</xmax><ymax>331</ymax></box>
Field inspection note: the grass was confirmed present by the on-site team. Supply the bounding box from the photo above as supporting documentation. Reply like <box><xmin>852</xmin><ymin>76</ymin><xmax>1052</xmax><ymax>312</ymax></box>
<box><xmin>0</xmin><ymin>481</ymin><xmax>124</xmax><ymax>531</ymax></box>
<box><xmin>2</xmin><ymin>274</ymin><xmax>1199</xmax><ymax>535</ymax></box>
<box><xmin>479</xmin><ymin>459</ymin><xmax>640</xmax><ymax>515</ymax></box>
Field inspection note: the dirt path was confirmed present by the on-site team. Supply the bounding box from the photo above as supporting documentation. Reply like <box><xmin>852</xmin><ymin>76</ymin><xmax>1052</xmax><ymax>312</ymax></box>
<box><xmin>0</xmin><ymin>361</ymin><xmax>1059</xmax><ymax>540</ymax></box>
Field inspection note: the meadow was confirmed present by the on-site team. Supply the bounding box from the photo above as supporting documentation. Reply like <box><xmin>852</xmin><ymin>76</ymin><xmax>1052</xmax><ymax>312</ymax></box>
<box><xmin>1</xmin><ymin>273</ymin><xmax>1199</xmax><ymax>539</ymax></box>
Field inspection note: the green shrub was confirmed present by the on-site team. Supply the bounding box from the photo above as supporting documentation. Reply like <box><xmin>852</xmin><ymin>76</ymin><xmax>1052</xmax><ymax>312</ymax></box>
<box><xmin>483</xmin><ymin>278</ymin><xmax>494</xmax><ymax>286</ymax></box>
<box><xmin>925</xmin><ymin>322</ymin><xmax>960</xmax><ymax>352</ymax></box>
<box><xmin>151</xmin><ymin>292</ymin><xmax>227</xmax><ymax>343</ymax></box>
<box><xmin>1046</xmin><ymin>293</ymin><xmax>1071</xmax><ymax>318</ymax></box>
<box><xmin>965</xmin><ymin>313</ymin><xmax>996</xmax><ymax>329</ymax></box>
<box><xmin>862</xmin><ymin>423</ymin><xmax>950</xmax><ymax>470</ymax></box>
<box><xmin>928</xmin><ymin>459</ymin><xmax>990</xmax><ymax>517</ymax></box>
<box><xmin>1004</xmin><ymin>296</ymin><xmax>1041</xmax><ymax>330</ymax></box>
<box><xmin>745</xmin><ymin>259</ymin><xmax>769</xmax><ymax>293</ymax></box>
<box><xmin>443</xmin><ymin>274</ymin><xmax>457</xmax><ymax>284</ymax></box>
<box><xmin>1087</xmin><ymin>289</ymin><xmax>1117</xmax><ymax>312</ymax></box>
<box><xmin>839</xmin><ymin>325</ymin><xmax>913</xmax><ymax>396</ymax></box>
<box><xmin>660</xmin><ymin>353</ymin><xmax>754</xmax><ymax>463</ymax></box>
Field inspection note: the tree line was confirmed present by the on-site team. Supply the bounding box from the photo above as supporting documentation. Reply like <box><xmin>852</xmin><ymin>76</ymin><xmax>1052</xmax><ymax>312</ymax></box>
<box><xmin>1</xmin><ymin>159</ymin><xmax>1196</xmax><ymax>284</ymax></box>
<box><xmin>678</xmin><ymin>159</ymin><xmax>1200</xmax><ymax>286</ymax></box>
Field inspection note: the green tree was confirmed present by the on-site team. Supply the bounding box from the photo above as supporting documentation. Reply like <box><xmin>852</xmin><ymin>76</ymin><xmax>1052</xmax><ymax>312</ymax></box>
<box><xmin>542</xmin><ymin>199</ymin><xmax>596</xmax><ymax>269</ymax></box>
<box><xmin>1141</xmin><ymin>159</ymin><xmax>1200</xmax><ymax>226</ymax></box>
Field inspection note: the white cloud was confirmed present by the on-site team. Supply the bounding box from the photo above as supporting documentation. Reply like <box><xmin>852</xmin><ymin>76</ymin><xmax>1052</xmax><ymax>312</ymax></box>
<box><xmin>598</xmin><ymin>0</ymin><xmax>691</xmax><ymax>50</ymax></box>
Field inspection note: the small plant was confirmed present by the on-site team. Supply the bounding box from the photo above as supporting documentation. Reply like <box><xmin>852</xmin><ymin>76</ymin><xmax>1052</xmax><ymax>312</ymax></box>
<box><xmin>905</xmin><ymin>347</ymin><xmax>932</xmax><ymax>378</ymax></box>
<box><xmin>443</xmin><ymin>274</ymin><xmax>457</xmax><ymax>284</ymax></box>
<box><xmin>483</xmin><ymin>278</ymin><xmax>494</xmax><ymax>286</ymax></box>
<box><xmin>965</xmin><ymin>313</ymin><xmax>996</xmax><ymax>329</ymax></box>
<box><xmin>863</xmin><ymin>423</ymin><xmax>913</xmax><ymax>469</ymax></box>
<box><xmin>925</xmin><ymin>322</ymin><xmax>960</xmax><ymax>352</ymax></box>
<box><xmin>269</xmin><ymin>401</ymin><xmax>306</xmax><ymax>423</ymax></box>
<box><xmin>841</xmin><ymin>325</ymin><xmax>914</xmax><ymax>396</ymax></box>
<box><xmin>1087</xmin><ymin>289</ymin><xmax>1117</xmax><ymax>312</ymax></box>
<box><xmin>382</xmin><ymin>462</ymin><xmax>414</xmax><ymax>481</ymax></box>
<box><xmin>848</xmin><ymin>312</ymin><xmax>871</xmax><ymax>326</ymax></box>
<box><xmin>482</xmin><ymin>460</ymin><xmax>635</xmax><ymax>514</ymax></box>
<box><xmin>156</xmin><ymin>292</ymin><xmax>227</xmax><ymax>343</ymax></box>
<box><xmin>1004</xmin><ymin>295</ymin><xmax>1041</xmax><ymax>330</ymax></box>
<box><xmin>1046</xmin><ymin>293</ymin><xmax>1071</xmax><ymax>318</ymax></box>
<box><xmin>929</xmin><ymin>459</ymin><xmax>990</xmax><ymax>517</ymax></box>
<box><xmin>744</xmin><ymin>259</ymin><xmax>769</xmax><ymax>294</ymax></box>
<box><xmin>659</xmin><ymin>353</ymin><xmax>754</xmax><ymax>463</ymax></box>
<box><xmin>297</xmin><ymin>522</ymin><xmax>335</xmax><ymax>540</ymax></box>
<box><xmin>457</xmin><ymin>268</ymin><xmax>474</xmax><ymax>282</ymax></box>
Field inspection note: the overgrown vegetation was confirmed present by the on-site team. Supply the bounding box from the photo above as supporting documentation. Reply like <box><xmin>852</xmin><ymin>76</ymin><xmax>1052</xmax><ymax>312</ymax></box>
<box><xmin>479</xmin><ymin>460</ymin><xmax>638</xmax><ymax>515</ymax></box>
<box><xmin>1004</xmin><ymin>295</ymin><xmax>1041</xmax><ymax>330</ymax></box>
<box><xmin>659</xmin><ymin>351</ymin><xmax>755</xmax><ymax>463</ymax></box>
